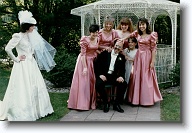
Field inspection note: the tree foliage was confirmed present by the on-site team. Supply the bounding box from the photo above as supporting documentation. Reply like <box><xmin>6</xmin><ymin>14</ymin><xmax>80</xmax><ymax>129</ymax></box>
<box><xmin>0</xmin><ymin>0</ymin><xmax>98</xmax><ymax>55</ymax></box>
<box><xmin>0</xmin><ymin>0</ymin><xmax>98</xmax><ymax>87</ymax></box>
<box><xmin>155</xmin><ymin>15</ymin><xmax>172</xmax><ymax>45</ymax></box>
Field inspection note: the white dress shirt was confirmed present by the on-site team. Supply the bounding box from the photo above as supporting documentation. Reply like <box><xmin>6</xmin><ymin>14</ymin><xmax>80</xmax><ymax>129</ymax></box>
<box><xmin>108</xmin><ymin>49</ymin><xmax>118</xmax><ymax>74</ymax></box>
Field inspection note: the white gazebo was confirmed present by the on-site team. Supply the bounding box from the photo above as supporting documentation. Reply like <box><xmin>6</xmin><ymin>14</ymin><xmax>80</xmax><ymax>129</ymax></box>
<box><xmin>71</xmin><ymin>0</ymin><xmax>180</xmax><ymax>84</ymax></box>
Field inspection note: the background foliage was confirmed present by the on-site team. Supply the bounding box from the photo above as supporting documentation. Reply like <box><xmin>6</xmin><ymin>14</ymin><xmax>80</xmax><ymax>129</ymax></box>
<box><xmin>42</xmin><ymin>46</ymin><xmax>77</xmax><ymax>87</ymax></box>
<box><xmin>169</xmin><ymin>61</ymin><xmax>180</xmax><ymax>86</ymax></box>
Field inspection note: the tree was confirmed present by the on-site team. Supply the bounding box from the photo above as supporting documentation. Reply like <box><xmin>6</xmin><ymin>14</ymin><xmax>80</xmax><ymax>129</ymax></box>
<box><xmin>0</xmin><ymin>0</ymin><xmax>20</xmax><ymax>63</ymax></box>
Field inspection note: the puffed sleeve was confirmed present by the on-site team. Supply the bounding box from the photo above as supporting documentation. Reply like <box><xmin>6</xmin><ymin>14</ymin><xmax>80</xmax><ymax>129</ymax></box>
<box><xmin>80</xmin><ymin>36</ymin><xmax>88</xmax><ymax>56</ymax></box>
<box><xmin>111</xmin><ymin>30</ymin><xmax>120</xmax><ymax>47</ymax></box>
<box><xmin>113</xmin><ymin>29</ymin><xmax>120</xmax><ymax>39</ymax></box>
<box><xmin>150</xmin><ymin>32</ymin><xmax>158</xmax><ymax>51</ymax></box>
<box><xmin>130</xmin><ymin>30</ymin><xmax>138</xmax><ymax>38</ymax></box>
<box><xmin>5</xmin><ymin>33</ymin><xmax>21</xmax><ymax>63</ymax></box>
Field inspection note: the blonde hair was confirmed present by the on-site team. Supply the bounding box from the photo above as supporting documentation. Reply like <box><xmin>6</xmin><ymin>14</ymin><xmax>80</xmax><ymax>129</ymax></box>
<box><xmin>103</xmin><ymin>16</ymin><xmax>115</xmax><ymax>28</ymax></box>
<box><xmin>116</xmin><ymin>17</ymin><xmax>134</xmax><ymax>32</ymax></box>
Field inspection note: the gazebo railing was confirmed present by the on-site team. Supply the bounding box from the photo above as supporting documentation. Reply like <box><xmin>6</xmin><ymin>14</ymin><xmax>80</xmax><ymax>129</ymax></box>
<box><xmin>155</xmin><ymin>44</ymin><xmax>173</xmax><ymax>83</ymax></box>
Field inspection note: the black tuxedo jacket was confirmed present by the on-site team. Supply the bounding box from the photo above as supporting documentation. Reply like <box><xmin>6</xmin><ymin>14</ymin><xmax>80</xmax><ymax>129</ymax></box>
<box><xmin>94</xmin><ymin>50</ymin><xmax>126</xmax><ymax>79</ymax></box>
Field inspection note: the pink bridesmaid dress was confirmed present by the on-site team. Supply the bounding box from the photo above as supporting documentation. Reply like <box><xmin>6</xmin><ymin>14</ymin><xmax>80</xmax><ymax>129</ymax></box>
<box><xmin>128</xmin><ymin>31</ymin><xmax>163</xmax><ymax>106</ymax></box>
<box><xmin>98</xmin><ymin>29</ymin><xmax>119</xmax><ymax>48</ymax></box>
<box><xmin>67</xmin><ymin>36</ymin><xmax>98</xmax><ymax>110</ymax></box>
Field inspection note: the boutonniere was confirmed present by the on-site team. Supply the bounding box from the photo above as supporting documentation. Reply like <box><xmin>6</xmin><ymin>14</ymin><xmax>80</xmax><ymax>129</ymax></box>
<box><xmin>118</xmin><ymin>57</ymin><xmax>122</xmax><ymax>61</ymax></box>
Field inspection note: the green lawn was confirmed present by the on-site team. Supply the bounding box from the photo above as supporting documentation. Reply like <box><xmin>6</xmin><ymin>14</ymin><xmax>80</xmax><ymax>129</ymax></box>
<box><xmin>37</xmin><ymin>92</ymin><xmax>69</xmax><ymax>121</ymax></box>
<box><xmin>160</xmin><ymin>92</ymin><xmax>180</xmax><ymax>121</ymax></box>
<box><xmin>0</xmin><ymin>65</ymin><xmax>69</xmax><ymax>121</ymax></box>
<box><xmin>0</xmin><ymin>66</ymin><xmax>11</xmax><ymax>99</ymax></box>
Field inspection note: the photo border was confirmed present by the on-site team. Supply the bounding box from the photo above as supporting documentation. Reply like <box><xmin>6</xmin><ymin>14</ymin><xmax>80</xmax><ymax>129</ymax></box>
<box><xmin>1</xmin><ymin>0</ymin><xmax>191</xmax><ymax>133</ymax></box>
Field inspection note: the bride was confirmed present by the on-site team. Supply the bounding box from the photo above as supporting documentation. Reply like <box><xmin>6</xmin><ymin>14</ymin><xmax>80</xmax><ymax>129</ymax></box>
<box><xmin>0</xmin><ymin>10</ymin><xmax>56</xmax><ymax>121</ymax></box>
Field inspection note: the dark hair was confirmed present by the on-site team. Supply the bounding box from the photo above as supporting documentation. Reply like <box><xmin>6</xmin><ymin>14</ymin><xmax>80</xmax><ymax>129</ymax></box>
<box><xmin>137</xmin><ymin>18</ymin><xmax>151</xmax><ymax>35</ymax></box>
<box><xmin>116</xmin><ymin>17</ymin><xmax>134</xmax><ymax>32</ymax></box>
<box><xmin>20</xmin><ymin>23</ymin><xmax>35</xmax><ymax>33</ymax></box>
<box><xmin>89</xmin><ymin>24</ymin><xmax>100</xmax><ymax>33</ymax></box>
<box><xmin>128</xmin><ymin>37</ymin><xmax>138</xmax><ymax>49</ymax></box>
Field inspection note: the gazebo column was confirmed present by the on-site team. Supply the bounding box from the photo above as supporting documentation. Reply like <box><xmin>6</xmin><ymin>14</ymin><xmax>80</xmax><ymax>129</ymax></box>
<box><xmin>146</xmin><ymin>8</ymin><xmax>156</xmax><ymax>31</ymax></box>
<box><xmin>98</xmin><ymin>9</ymin><xmax>101</xmax><ymax>27</ymax></box>
<box><xmin>151</xmin><ymin>14</ymin><xmax>158</xmax><ymax>31</ymax></box>
<box><xmin>94</xmin><ymin>14</ymin><xmax>99</xmax><ymax>25</ymax></box>
<box><xmin>81</xmin><ymin>13</ymin><xmax>85</xmax><ymax>36</ymax></box>
<box><xmin>169</xmin><ymin>9</ymin><xmax>177</xmax><ymax>65</ymax></box>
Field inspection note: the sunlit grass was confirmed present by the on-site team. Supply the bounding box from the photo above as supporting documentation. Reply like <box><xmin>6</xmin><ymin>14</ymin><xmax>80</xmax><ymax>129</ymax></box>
<box><xmin>0</xmin><ymin>66</ymin><xmax>11</xmax><ymax>99</ymax></box>
<box><xmin>160</xmin><ymin>92</ymin><xmax>180</xmax><ymax>121</ymax></box>
<box><xmin>37</xmin><ymin>92</ymin><xmax>69</xmax><ymax>122</ymax></box>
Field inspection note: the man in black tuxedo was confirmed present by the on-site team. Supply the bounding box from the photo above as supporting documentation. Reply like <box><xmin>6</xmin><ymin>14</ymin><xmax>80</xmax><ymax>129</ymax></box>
<box><xmin>95</xmin><ymin>40</ymin><xmax>127</xmax><ymax>113</ymax></box>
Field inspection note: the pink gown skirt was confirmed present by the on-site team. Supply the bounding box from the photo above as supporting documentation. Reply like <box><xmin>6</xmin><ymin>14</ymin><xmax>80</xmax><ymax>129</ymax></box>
<box><xmin>128</xmin><ymin>47</ymin><xmax>163</xmax><ymax>106</ymax></box>
<box><xmin>67</xmin><ymin>54</ymin><xmax>96</xmax><ymax>110</ymax></box>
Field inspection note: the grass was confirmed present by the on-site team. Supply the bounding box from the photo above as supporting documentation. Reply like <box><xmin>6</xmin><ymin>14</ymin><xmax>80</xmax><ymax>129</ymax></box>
<box><xmin>0</xmin><ymin>64</ymin><xmax>69</xmax><ymax>121</ymax></box>
<box><xmin>37</xmin><ymin>92</ymin><xmax>69</xmax><ymax>122</ymax></box>
<box><xmin>160</xmin><ymin>91</ymin><xmax>180</xmax><ymax>121</ymax></box>
<box><xmin>0</xmin><ymin>66</ymin><xmax>11</xmax><ymax>99</ymax></box>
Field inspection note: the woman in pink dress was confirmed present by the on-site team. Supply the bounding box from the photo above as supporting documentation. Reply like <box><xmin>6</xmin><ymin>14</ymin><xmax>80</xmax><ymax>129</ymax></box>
<box><xmin>98</xmin><ymin>16</ymin><xmax>119</xmax><ymax>52</ymax></box>
<box><xmin>67</xmin><ymin>24</ymin><xmax>99</xmax><ymax>110</ymax></box>
<box><xmin>123</xmin><ymin>18</ymin><xmax>163</xmax><ymax>106</ymax></box>
<box><xmin>116</xmin><ymin>17</ymin><xmax>134</xmax><ymax>49</ymax></box>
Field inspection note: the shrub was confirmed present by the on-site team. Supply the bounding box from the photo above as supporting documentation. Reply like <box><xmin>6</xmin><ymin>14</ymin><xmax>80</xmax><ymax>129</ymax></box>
<box><xmin>169</xmin><ymin>61</ymin><xmax>180</xmax><ymax>86</ymax></box>
<box><xmin>42</xmin><ymin>46</ymin><xmax>78</xmax><ymax>87</ymax></box>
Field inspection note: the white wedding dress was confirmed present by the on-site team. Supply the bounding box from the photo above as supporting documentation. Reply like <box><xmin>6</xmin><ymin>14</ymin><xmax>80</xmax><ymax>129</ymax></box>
<box><xmin>0</xmin><ymin>32</ymin><xmax>54</xmax><ymax>121</ymax></box>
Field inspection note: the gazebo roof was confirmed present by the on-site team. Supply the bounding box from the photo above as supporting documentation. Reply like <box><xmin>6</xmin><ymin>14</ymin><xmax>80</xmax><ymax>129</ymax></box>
<box><xmin>71</xmin><ymin>0</ymin><xmax>180</xmax><ymax>16</ymax></box>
